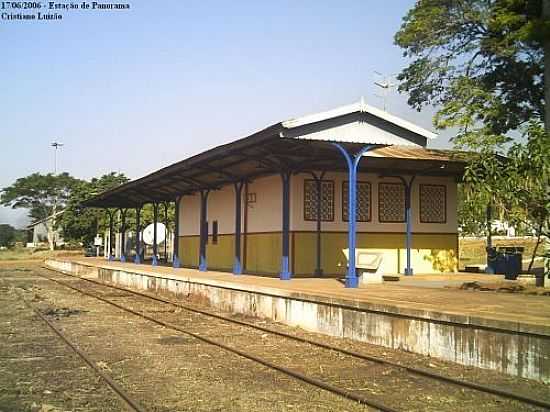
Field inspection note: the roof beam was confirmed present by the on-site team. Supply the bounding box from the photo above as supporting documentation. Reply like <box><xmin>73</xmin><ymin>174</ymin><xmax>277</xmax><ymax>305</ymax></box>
<box><xmin>174</xmin><ymin>175</ymin><xmax>222</xmax><ymax>191</ymax></box>
<box><xmin>195</xmin><ymin>165</ymin><xmax>240</xmax><ymax>181</ymax></box>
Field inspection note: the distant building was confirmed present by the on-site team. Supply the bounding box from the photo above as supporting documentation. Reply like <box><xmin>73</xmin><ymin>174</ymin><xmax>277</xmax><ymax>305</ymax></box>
<box><xmin>26</xmin><ymin>210</ymin><xmax>65</xmax><ymax>248</ymax></box>
<box><xmin>491</xmin><ymin>220</ymin><xmax>516</xmax><ymax>237</ymax></box>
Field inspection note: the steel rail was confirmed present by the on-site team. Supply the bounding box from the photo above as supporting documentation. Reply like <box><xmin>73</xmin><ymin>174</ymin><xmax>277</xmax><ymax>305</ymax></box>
<box><xmin>19</xmin><ymin>295</ymin><xmax>147</xmax><ymax>412</ymax></box>
<box><xmin>42</xmin><ymin>269</ymin><xmax>550</xmax><ymax>411</ymax></box>
<box><xmin>38</xmin><ymin>271</ymin><xmax>398</xmax><ymax>412</ymax></box>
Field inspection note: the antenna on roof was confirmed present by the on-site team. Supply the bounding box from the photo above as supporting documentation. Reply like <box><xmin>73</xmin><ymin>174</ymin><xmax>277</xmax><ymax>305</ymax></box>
<box><xmin>373</xmin><ymin>71</ymin><xmax>396</xmax><ymax>112</ymax></box>
<box><xmin>51</xmin><ymin>141</ymin><xmax>64</xmax><ymax>175</ymax></box>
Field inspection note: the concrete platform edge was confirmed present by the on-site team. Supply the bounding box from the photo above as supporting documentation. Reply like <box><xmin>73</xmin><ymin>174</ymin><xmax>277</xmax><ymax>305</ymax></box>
<box><xmin>44</xmin><ymin>258</ymin><xmax>550</xmax><ymax>383</ymax></box>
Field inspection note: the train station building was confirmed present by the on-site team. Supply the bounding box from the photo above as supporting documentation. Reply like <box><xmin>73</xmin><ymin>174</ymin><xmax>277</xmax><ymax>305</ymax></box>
<box><xmin>85</xmin><ymin>100</ymin><xmax>466</xmax><ymax>285</ymax></box>
<box><xmin>68</xmin><ymin>102</ymin><xmax>550</xmax><ymax>383</ymax></box>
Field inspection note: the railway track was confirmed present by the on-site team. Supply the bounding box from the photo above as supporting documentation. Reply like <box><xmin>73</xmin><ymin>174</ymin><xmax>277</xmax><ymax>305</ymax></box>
<box><xmin>35</xmin><ymin>268</ymin><xmax>550</xmax><ymax>411</ymax></box>
<box><xmin>16</xmin><ymin>292</ymin><xmax>147</xmax><ymax>412</ymax></box>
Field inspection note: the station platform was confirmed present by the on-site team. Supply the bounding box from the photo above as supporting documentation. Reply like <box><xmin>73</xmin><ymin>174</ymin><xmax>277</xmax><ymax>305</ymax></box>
<box><xmin>44</xmin><ymin>257</ymin><xmax>550</xmax><ymax>383</ymax></box>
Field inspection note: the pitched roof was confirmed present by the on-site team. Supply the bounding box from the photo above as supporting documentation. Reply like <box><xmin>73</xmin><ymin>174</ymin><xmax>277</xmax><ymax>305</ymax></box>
<box><xmin>83</xmin><ymin>102</ymin><xmax>459</xmax><ymax>208</ymax></box>
<box><xmin>282</xmin><ymin>99</ymin><xmax>437</xmax><ymax>141</ymax></box>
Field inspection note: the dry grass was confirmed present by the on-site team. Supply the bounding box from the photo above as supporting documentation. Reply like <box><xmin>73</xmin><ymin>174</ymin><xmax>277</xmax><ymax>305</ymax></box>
<box><xmin>0</xmin><ymin>247</ymin><xmax>82</xmax><ymax>262</ymax></box>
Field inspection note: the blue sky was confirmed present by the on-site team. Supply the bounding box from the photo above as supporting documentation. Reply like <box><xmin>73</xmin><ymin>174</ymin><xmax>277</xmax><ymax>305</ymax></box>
<box><xmin>0</xmin><ymin>0</ymin><xmax>451</xmax><ymax>228</ymax></box>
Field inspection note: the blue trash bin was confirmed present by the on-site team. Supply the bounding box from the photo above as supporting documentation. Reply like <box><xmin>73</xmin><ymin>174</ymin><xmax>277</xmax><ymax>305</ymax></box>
<box><xmin>495</xmin><ymin>251</ymin><xmax>507</xmax><ymax>274</ymax></box>
<box><xmin>500</xmin><ymin>247</ymin><xmax>523</xmax><ymax>280</ymax></box>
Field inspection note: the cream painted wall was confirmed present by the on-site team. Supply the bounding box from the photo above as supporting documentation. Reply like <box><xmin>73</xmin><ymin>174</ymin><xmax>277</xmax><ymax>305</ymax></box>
<box><xmin>180</xmin><ymin>185</ymin><xmax>242</xmax><ymax>236</ymax></box>
<box><xmin>180</xmin><ymin>193</ymin><xmax>200</xmax><ymax>236</ymax></box>
<box><xmin>290</xmin><ymin>172</ymin><xmax>457</xmax><ymax>233</ymax></box>
<box><xmin>179</xmin><ymin>172</ymin><xmax>457</xmax><ymax>236</ymax></box>
<box><xmin>178</xmin><ymin>175</ymin><xmax>281</xmax><ymax>236</ymax></box>
<box><xmin>205</xmin><ymin>184</ymin><xmax>237</xmax><ymax>235</ymax></box>
<box><xmin>246</xmin><ymin>174</ymin><xmax>283</xmax><ymax>233</ymax></box>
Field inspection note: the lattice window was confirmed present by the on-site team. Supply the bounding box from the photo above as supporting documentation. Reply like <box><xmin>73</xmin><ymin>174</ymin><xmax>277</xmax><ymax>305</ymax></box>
<box><xmin>379</xmin><ymin>183</ymin><xmax>405</xmax><ymax>222</ymax></box>
<box><xmin>420</xmin><ymin>184</ymin><xmax>446</xmax><ymax>223</ymax></box>
<box><xmin>342</xmin><ymin>181</ymin><xmax>371</xmax><ymax>222</ymax></box>
<box><xmin>304</xmin><ymin>179</ymin><xmax>334</xmax><ymax>221</ymax></box>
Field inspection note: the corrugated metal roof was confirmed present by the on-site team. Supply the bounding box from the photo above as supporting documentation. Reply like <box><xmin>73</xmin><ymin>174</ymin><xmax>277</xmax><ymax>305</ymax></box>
<box><xmin>280</xmin><ymin>118</ymin><xmax>422</xmax><ymax>147</ymax></box>
<box><xmin>83</xmin><ymin>140</ymin><xmax>467</xmax><ymax>209</ymax></box>
<box><xmin>282</xmin><ymin>100</ymin><xmax>437</xmax><ymax>140</ymax></box>
<box><xmin>82</xmin><ymin>102</ymin><xmax>463</xmax><ymax>208</ymax></box>
<box><xmin>364</xmin><ymin>145</ymin><xmax>466</xmax><ymax>162</ymax></box>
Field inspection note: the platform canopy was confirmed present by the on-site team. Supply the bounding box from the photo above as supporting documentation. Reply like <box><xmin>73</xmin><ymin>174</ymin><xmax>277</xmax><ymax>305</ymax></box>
<box><xmin>84</xmin><ymin>101</ymin><xmax>467</xmax><ymax>208</ymax></box>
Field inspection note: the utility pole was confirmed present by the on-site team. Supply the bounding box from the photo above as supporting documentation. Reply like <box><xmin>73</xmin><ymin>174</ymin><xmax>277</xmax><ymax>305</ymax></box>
<box><xmin>50</xmin><ymin>141</ymin><xmax>64</xmax><ymax>250</ymax></box>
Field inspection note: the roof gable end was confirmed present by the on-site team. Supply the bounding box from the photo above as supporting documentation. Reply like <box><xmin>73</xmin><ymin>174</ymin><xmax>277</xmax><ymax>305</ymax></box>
<box><xmin>280</xmin><ymin>100</ymin><xmax>437</xmax><ymax>147</ymax></box>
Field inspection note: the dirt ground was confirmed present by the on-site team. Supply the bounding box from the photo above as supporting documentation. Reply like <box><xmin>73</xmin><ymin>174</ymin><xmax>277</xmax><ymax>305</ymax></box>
<box><xmin>1</xmin><ymin>262</ymin><xmax>549</xmax><ymax>412</ymax></box>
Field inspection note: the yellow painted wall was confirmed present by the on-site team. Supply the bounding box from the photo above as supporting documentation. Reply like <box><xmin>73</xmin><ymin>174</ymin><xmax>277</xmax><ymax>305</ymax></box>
<box><xmin>206</xmin><ymin>234</ymin><xmax>234</xmax><ymax>271</ymax></box>
<box><xmin>293</xmin><ymin>232</ymin><xmax>458</xmax><ymax>275</ymax></box>
<box><xmin>182</xmin><ymin>233</ymin><xmax>284</xmax><ymax>274</ymax></box>
<box><xmin>179</xmin><ymin>235</ymin><xmax>234</xmax><ymax>270</ymax></box>
<box><xmin>244</xmin><ymin>233</ymin><xmax>282</xmax><ymax>274</ymax></box>
<box><xmin>179</xmin><ymin>236</ymin><xmax>199</xmax><ymax>267</ymax></box>
<box><xmin>181</xmin><ymin>232</ymin><xmax>457</xmax><ymax>275</ymax></box>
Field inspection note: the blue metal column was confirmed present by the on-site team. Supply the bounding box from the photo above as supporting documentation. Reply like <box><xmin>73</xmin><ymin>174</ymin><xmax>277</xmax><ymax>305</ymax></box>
<box><xmin>233</xmin><ymin>181</ymin><xmax>244</xmax><ymax>274</ymax></box>
<box><xmin>199</xmin><ymin>190</ymin><xmax>210</xmax><ymax>272</ymax></box>
<box><xmin>280</xmin><ymin>171</ymin><xmax>292</xmax><ymax>280</ymax></box>
<box><xmin>310</xmin><ymin>171</ymin><xmax>326</xmax><ymax>277</ymax></box>
<box><xmin>134</xmin><ymin>206</ymin><xmax>142</xmax><ymax>264</ymax></box>
<box><xmin>403</xmin><ymin>176</ymin><xmax>416</xmax><ymax>276</ymax></box>
<box><xmin>119</xmin><ymin>208</ymin><xmax>127</xmax><ymax>262</ymax></box>
<box><xmin>163</xmin><ymin>202</ymin><xmax>169</xmax><ymax>263</ymax></box>
<box><xmin>173</xmin><ymin>197</ymin><xmax>181</xmax><ymax>268</ymax></box>
<box><xmin>333</xmin><ymin>144</ymin><xmax>375</xmax><ymax>288</ymax></box>
<box><xmin>152</xmin><ymin>203</ymin><xmax>159</xmax><ymax>266</ymax></box>
<box><xmin>380</xmin><ymin>173</ymin><xmax>417</xmax><ymax>275</ymax></box>
<box><xmin>107</xmin><ymin>209</ymin><xmax>114</xmax><ymax>261</ymax></box>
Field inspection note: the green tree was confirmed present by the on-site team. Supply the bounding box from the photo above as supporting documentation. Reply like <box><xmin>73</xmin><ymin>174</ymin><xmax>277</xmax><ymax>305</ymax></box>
<box><xmin>0</xmin><ymin>224</ymin><xmax>16</xmax><ymax>247</ymax></box>
<box><xmin>0</xmin><ymin>173</ymin><xmax>81</xmax><ymax>222</ymax></box>
<box><xmin>13</xmin><ymin>229</ymin><xmax>27</xmax><ymax>244</ymax></box>
<box><xmin>60</xmin><ymin>172</ymin><xmax>129</xmax><ymax>246</ymax></box>
<box><xmin>396</xmin><ymin>0</ymin><xmax>550</xmax><ymax>272</ymax></box>
<box><xmin>61</xmin><ymin>171</ymin><xmax>177</xmax><ymax>249</ymax></box>
<box><xmin>457</xmin><ymin>184</ymin><xmax>491</xmax><ymax>236</ymax></box>
<box><xmin>1</xmin><ymin>172</ymin><xmax>81</xmax><ymax>249</ymax></box>
<box><xmin>395</xmin><ymin>0</ymin><xmax>549</xmax><ymax>145</ymax></box>
<box><xmin>463</xmin><ymin>124</ymin><xmax>549</xmax><ymax>268</ymax></box>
